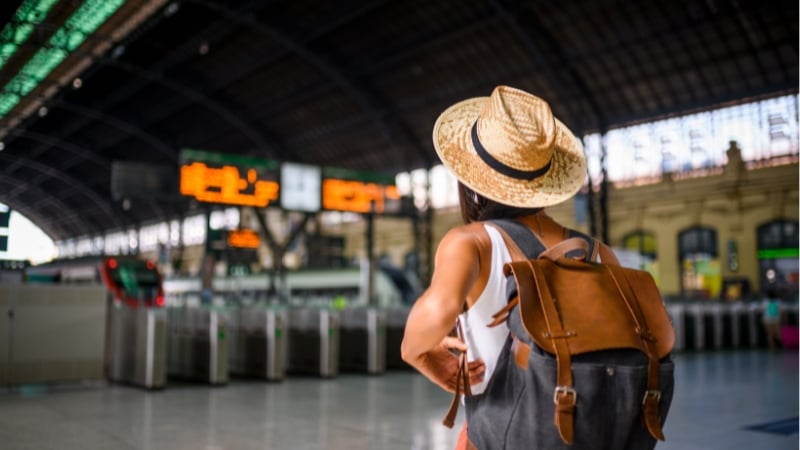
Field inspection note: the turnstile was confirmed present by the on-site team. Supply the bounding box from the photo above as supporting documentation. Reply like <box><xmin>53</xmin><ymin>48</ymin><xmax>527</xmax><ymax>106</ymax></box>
<box><xmin>227</xmin><ymin>305</ymin><xmax>287</xmax><ymax>381</ymax></box>
<box><xmin>109</xmin><ymin>301</ymin><xmax>167</xmax><ymax>389</ymax></box>
<box><xmin>665</xmin><ymin>303</ymin><xmax>686</xmax><ymax>352</ymax></box>
<box><xmin>746</xmin><ymin>302</ymin><xmax>766</xmax><ymax>348</ymax></box>
<box><xmin>166</xmin><ymin>307</ymin><xmax>228</xmax><ymax>385</ymax></box>
<box><xmin>685</xmin><ymin>303</ymin><xmax>705</xmax><ymax>350</ymax></box>
<box><xmin>338</xmin><ymin>307</ymin><xmax>386</xmax><ymax>374</ymax></box>
<box><xmin>385</xmin><ymin>306</ymin><xmax>411</xmax><ymax>369</ymax></box>
<box><xmin>287</xmin><ymin>308</ymin><xmax>339</xmax><ymax>377</ymax></box>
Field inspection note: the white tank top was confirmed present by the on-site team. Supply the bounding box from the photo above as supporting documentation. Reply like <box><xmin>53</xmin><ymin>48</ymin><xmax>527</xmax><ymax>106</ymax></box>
<box><xmin>458</xmin><ymin>224</ymin><xmax>512</xmax><ymax>395</ymax></box>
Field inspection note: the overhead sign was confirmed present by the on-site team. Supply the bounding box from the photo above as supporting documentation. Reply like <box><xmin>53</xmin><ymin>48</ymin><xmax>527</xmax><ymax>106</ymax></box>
<box><xmin>179</xmin><ymin>149</ymin><xmax>280</xmax><ymax>207</ymax></box>
<box><xmin>178</xmin><ymin>149</ymin><xmax>403</xmax><ymax>214</ymax></box>
<box><xmin>321</xmin><ymin>167</ymin><xmax>400</xmax><ymax>214</ymax></box>
<box><xmin>227</xmin><ymin>229</ymin><xmax>261</xmax><ymax>249</ymax></box>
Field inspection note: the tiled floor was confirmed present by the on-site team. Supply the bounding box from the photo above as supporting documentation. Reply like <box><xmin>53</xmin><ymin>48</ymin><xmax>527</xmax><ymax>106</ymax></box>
<box><xmin>1</xmin><ymin>349</ymin><xmax>797</xmax><ymax>450</ymax></box>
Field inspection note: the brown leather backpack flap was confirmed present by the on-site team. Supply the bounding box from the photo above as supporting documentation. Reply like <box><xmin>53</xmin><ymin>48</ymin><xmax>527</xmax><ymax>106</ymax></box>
<box><xmin>505</xmin><ymin>259</ymin><xmax>675</xmax><ymax>358</ymax></box>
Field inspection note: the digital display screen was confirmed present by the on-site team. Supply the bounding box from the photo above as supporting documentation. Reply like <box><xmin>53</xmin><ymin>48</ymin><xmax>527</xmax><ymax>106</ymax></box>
<box><xmin>321</xmin><ymin>167</ymin><xmax>400</xmax><ymax>214</ymax></box>
<box><xmin>227</xmin><ymin>229</ymin><xmax>261</xmax><ymax>249</ymax></box>
<box><xmin>179</xmin><ymin>149</ymin><xmax>280</xmax><ymax>207</ymax></box>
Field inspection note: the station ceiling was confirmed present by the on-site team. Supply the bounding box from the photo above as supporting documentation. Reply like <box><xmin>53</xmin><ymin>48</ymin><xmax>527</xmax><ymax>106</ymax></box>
<box><xmin>0</xmin><ymin>0</ymin><xmax>797</xmax><ymax>241</ymax></box>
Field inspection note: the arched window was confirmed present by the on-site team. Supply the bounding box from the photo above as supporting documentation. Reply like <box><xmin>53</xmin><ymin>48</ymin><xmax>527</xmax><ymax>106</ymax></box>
<box><xmin>678</xmin><ymin>227</ymin><xmax>720</xmax><ymax>299</ymax></box>
<box><xmin>757</xmin><ymin>220</ymin><xmax>799</xmax><ymax>299</ymax></box>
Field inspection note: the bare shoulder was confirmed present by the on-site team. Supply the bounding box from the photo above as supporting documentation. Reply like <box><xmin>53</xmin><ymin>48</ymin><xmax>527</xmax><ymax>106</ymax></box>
<box><xmin>435</xmin><ymin>222</ymin><xmax>492</xmax><ymax>260</ymax></box>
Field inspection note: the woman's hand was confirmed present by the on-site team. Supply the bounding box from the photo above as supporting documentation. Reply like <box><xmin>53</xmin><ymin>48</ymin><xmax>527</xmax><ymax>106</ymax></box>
<box><xmin>413</xmin><ymin>336</ymin><xmax>486</xmax><ymax>393</ymax></box>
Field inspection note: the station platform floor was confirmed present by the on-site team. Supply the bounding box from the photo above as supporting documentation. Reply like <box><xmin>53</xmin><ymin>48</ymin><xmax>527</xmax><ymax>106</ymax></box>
<box><xmin>1</xmin><ymin>349</ymin><xmax>797</xmax><ymax>450</ymax></box>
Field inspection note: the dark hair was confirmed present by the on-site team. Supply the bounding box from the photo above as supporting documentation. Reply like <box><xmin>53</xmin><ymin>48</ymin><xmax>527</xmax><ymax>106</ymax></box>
<box><xmin>457</xmin><ymin>182</ymin><xmax>542</xmax><ymax>224</ymax></box>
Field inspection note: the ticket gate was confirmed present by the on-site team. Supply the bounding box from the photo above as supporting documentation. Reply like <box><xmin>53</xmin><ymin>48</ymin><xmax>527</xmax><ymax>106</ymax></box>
<box><xmin>287</xmin><ymin>308</ymin><xmax>339</xmax><ymax>377</ymax></box>
<box><xmin>746</xmin><ymin>302</ymin><xmax>766</xmax><ymax>348</ymax></box>
<box><xmin>707</xmin><ymin>303</ymin><xmax>726</xmax><ymax>350</ymax></box>
<box><xmin>227</xmin><ymin>305</ymin><xmax>287</xmax><ymax>381</ymax></box>
<box><xmin>109</xmin><ymin>300</ymin><xmax>167</xmax><ymax>389</ymax></box>
<box><xmin>338</xmin><ymin>307</ymin><xmax>386</xmax><ymax>374</ymax></box>
<box><xmin>665</xmin><ymin>303</ymin><xmax>686</xmax><ymax>352</ymax></box>
<box><xmin>729</xmin><ymin>302</ymin><xmax>749</xmax><ymax>348</ymax></box>
<box><xmin>166</xmin><ymin>307</ymin><xmax>228</xmax><ymax>385</ymax></box>
<box><xmin>385</xmin><ymin>306</ymin><xmax>411</xmax><ymax>369</ymax></box>
<box><xmin>684</xmin><ymin>303</ymin><xmax>705</xmax><ymax>350</ymax></box>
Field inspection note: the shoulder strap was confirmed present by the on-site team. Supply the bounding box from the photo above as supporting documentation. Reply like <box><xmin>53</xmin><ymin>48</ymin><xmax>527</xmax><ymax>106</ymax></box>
<box><xmin>489</xmin><ymin>219</ymin><xmax>547</xmax><ymax>260</ymax></box>
<box><xmin>596</xmin><ymin>240</ymin><xmax>621</xmax><ymax>266</ymax></box>
<box><xmin>491</xmin><ymin>219</ymin><xmax>597</xmax><ymax>263</ymax></box>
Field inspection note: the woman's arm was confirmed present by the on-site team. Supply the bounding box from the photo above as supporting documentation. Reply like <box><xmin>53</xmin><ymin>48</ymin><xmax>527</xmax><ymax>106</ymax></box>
<box><xmin>400</xmin><ymin>226</ymin><xmax>486</xmax><ymax>392</ymax></box>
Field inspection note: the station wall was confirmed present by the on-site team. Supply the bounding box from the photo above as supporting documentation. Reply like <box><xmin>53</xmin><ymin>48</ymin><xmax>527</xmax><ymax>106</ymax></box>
<box><xmin>329</xmin><ymin>160</ymin><xmax>798</xmax><ymax>298</ymax></box>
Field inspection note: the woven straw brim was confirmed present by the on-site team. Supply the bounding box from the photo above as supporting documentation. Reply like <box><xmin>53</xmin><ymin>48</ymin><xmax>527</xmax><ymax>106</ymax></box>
<box><xmin>433</xmin><ymin>97</ymin><xmax>587</xmax><ymax>208</ymax></box>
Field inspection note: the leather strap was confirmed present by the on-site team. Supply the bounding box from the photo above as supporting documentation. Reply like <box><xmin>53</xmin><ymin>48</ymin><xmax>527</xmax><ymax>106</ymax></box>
<box><xmin>526</xmin><ymin>259</ymin><xmax>577</xmax><ymax>444</ymax></box>
<box><xmin>539</xmin><ymin>237</ymin><xmax>589</xmax><ymax>261</ymax></box>
<box><xmin>597</xmin><ymin>240</ymin><xmax>621</xmax><ymax>266</ymax></box>
<box><xmin>605</xmin><ymin>264</ymin><xmax>665</xmax><ymax>441</ymax></box>
<box><xmin>443</xmin><ymin>319</ymin><xmax>471</xmax><ymax>428</ymax></box>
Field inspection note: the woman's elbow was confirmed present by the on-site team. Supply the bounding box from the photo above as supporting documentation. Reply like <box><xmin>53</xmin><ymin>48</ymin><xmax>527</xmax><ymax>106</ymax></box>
<box><xmin>400</xmin><ymin>339</ymin><xmax>418</xmax><ymax>366</ymax></box>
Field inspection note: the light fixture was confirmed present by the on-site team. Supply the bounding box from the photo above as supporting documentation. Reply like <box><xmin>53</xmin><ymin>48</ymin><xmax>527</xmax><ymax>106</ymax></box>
<box><xmin>72</xmin><ymin>77</ymin><xmax>82</xmax><ymax>89</ymax></box>
<box><xmin>164</xmin><ymin>2</ymin><xmax>180</xmax><ymax>17</ymax></box>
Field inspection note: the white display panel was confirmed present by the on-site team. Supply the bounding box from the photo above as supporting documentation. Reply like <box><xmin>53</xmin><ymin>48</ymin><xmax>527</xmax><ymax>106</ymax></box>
<box><xmin>280</xmin><ymin>162</ymin><xmax>322</xmax><ymax>212</ymax></box>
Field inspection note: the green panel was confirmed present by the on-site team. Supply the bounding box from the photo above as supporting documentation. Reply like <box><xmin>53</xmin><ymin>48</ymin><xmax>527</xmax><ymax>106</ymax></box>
<box><xmin>758</xmin><ymin>248</ymin><xmax>800</xmax><ymax>259</ymax></box>
<box><xmin>180</xmin><ymin>148</ymin><xmax>279</xmax><ymax>169</ymax></box>
<box><xmin>0</xmin><ymin>0</ymin><xmax>125</xmax><ymax>119</ymax></box>
<box><xmin>322</xmin><ymin>166</ymin><xmax>395</xmax><ymax>185</ymax></box>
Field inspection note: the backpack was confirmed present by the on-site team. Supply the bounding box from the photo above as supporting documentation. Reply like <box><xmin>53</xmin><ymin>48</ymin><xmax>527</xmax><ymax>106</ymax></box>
<box><xmin>443</xmin><ymin>219</ymin><xmax>675</xmax><ymax>450</ymax></box>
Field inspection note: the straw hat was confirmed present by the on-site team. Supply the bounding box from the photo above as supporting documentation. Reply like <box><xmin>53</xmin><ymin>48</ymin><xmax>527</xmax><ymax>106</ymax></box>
<box><xmin>433</xmin><ymin>86</ymin><xmax>586</xmax><ymax>208</ymax></box>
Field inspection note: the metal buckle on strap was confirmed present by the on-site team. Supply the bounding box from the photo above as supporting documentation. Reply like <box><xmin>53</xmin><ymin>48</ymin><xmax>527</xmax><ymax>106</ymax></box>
<box><xmin>554</xmin><ymin>386</ymin><xmax>577</xmax><ymax>406</ymax></box>
<box><xmin>642</xmin><ymin>389</ymin><xmax>661</xmax><ymax>406</ymax></box>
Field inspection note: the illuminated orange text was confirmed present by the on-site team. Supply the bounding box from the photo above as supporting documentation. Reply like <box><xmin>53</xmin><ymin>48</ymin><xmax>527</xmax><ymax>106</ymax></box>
<box><xmin>180</xmin><ymin>162</ymin><xmax>279</xmax><ymax>207</ymax></box>
<box><xmin>227</xmin><ymin>229</ymin><xmax>261</xmax><ymax>248</ymax></box>
<box><xmin>322</xmin><ymin>179</ymin><xmax>400</xmax><ymax>213</ymax></box>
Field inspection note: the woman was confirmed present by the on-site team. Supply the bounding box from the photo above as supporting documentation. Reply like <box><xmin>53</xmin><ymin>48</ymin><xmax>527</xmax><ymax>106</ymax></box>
<box><xmin>401</xmin><ymin>85</ymin><xmax>588</xmax><ymax>447</ymax></box>
<box><xmin>762</xmin><ymin>288</ymin><xmax>782</xmax><ymax>350</ymax></box>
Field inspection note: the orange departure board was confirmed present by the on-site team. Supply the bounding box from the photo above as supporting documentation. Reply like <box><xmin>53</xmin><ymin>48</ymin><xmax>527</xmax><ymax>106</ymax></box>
<box><xmin>227</xmin><ymin>229</ymin><xmax>260</xmax><ymax>248</ymax></box>
<box><xmin>321</xmin><ymin>178</ymin><xmax>400</xmax><ymax>213</ymax></box>
<box><xmin>179</xmin><ymin>149</ymin><xmax>280</xmax><ymax>207</ymax></box>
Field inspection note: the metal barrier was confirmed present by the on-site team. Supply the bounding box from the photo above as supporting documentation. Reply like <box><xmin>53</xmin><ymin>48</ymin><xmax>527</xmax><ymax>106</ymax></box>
<box><xmin>109</xmin><ymin>300</ymin><xmax>167</xmax><ymax>389</ymax></box>
<box><xmin>166</xmin><ymin>306</ymin><xmax>228</xmax><ymax>385</ymax></box>
<box><xmin>665</xmin><ymin>303</ymin><xmax>686</xmax><ymax>352</ymax></box>
<box><xmin>338</xmin><ymin>307</ymin><xmax>386</xmax><ymax>374</ymax></box>
<box><xmin>384</xmin><ymin>306</ymin><xmax>411</xmax><ymax>370</ymax></box>
<box><xmin>227</xmin><ymin>304</ymin><xmax>287</xmax><ymax>381</ymax></box>
<box><xmin>665</xmin><ymin>300</ymin><xmax>800</xmax><ymax>352</ymax></box>
<box><xmin>287</xmin><ymin>308</ymin><xmax>339</xmax><ymax>377</ymax></box>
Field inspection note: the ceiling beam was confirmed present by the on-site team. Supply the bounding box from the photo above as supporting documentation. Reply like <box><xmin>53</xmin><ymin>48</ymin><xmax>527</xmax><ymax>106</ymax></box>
<box><xmin>0</xmin><ymin>152</ymin><xmax>122</xmax><ymax>229</ymax></box>
<box><xmin>491</xmin><ymin>0</ymin><xmax>606</xmax><ymax>133</ymax></box>
<box><xmin>191</xmin><ymin>0</ymin><xmax>433</xmax><ymax>169</ymax></box>
<box><xmin>0</xmin><ymin>176</ymin><xmax>91</xmax><ymax>239</ymax></box>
